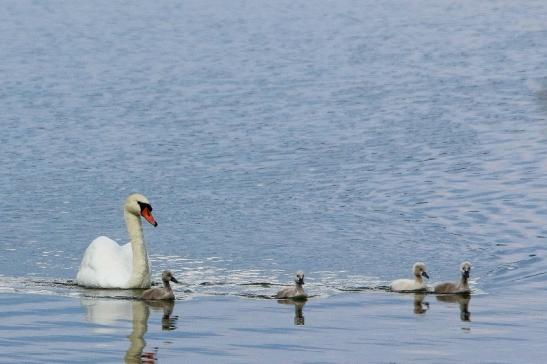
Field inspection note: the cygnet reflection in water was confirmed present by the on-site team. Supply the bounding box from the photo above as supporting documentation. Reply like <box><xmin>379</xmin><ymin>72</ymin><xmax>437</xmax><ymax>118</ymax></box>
<box><xmin>275</xmin><ymin>271</ymin><xmax>307</xmax><ymax>299</ymax></box>
<box><xmin>436</xmin><ymin>293</ymin><xmax>472</xmax><ymax>322</ymax></box>
<box><xmin>145</xmin><ymin>300</ymin><xmax>178</xmax><ymax>330</ymax></box>
<box><xmin>142</xmin><ymin>271</ymin><xmax>179</xmax><ymax>300</ymax></box>
<box><xmin>277</xmin><ymin>299</ymin><xmax>306</xmax><ymax>325</ymax></box>
<box><xmin>413</xmin><ymin>293</ymin><xmax>430</xmax><ymax>315</ymax></box>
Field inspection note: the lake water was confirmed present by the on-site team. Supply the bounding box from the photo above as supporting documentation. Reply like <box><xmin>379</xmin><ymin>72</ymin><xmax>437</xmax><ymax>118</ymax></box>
<box><xmin>1</xmin><ymin>0</ymin><xmax>547</xmax><ymax>362</ymax></box>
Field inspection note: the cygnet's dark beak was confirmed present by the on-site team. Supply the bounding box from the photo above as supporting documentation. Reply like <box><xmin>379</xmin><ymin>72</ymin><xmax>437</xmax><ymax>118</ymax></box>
<box><xmin>462</xmin><ymin>270</ymin><xmax>470</xmax><ymax>279</ymax></box>
<box><xmin>422</xmin><ymin>271</ymin><xmax>430</xmax><ymax>279</ymax></box>
<box><xmin>170</xmin><ymin>276</ymin><xmax>179</xmax><ymax>283</ymax></box>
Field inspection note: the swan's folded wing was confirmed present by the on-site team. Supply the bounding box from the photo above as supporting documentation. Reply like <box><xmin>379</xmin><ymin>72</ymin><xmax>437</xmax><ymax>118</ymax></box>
<box><xmin>76</xmin><ymin>236</ymin><xmax>132</xmax><ymax>288</ymax></box>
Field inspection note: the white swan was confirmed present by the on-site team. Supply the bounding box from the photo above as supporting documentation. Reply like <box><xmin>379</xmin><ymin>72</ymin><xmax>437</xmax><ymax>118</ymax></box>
<box><xmin>390</xmin><ymin>262</ymin><xmax>430</xmax><ymax>292</ymax></box>
<box><xmin>276</xmin><ymin>271</ymin><xmax>307</xmax><ymax>299</ymax></box>
<box><xmin>76</xmin><ymin>193</ymin><xmax>158</xmax><ymax>289</ymax></box>
<box><xmin>434</xmin><ymin>261</ymin><xmax>471</xmax><ymax>294</ymax></box>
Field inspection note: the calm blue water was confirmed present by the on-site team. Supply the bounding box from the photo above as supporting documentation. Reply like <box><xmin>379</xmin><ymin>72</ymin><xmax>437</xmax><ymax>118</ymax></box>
<box><xmin>2</xmin><ymin>1</ymin><xmax>547</xmax><ymax>363</ymax></box>
<box><xmin>1</xmin><ymin>0</ymin><xmax>547</xmax><ymax>297</ymax></box>
<box><xmin>2</xmin><ymin>290</ymin><xmax>546</xmax><ymax>363</ymax></box>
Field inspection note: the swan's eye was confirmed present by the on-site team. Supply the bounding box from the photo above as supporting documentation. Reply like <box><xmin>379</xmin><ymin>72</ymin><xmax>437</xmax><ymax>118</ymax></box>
<box><xmin>137</xmin><ymin>201</ymin><xmax>153</xmax><ymax>212</ymax></box>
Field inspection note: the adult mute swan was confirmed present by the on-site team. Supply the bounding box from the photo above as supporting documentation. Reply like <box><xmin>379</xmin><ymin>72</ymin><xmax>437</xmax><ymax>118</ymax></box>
<box><xmin>390</xmin><ymin>262</ymin><xmax>430</xmax><ymax>292</ymax></box>
<box><xmin>76</xmin><ymin>194</ymin><xmax>158</xmax><ymax>289</ymax></box>
<box><xmin>276</xmin><ymin>271</ymin><xmax>307</xmax><ymax>299</ymax></box>
<box><xmin>434</xmin><ymin>261</ymin><xmax>471</xmax><ymax>294</ymax></box>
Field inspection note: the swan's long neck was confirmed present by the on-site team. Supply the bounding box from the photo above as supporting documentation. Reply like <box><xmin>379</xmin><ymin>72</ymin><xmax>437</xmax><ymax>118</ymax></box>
<box><xmin>125</xmin><ymin>210</ymin><xmax>151</xmax><ymax>288</ymax></box>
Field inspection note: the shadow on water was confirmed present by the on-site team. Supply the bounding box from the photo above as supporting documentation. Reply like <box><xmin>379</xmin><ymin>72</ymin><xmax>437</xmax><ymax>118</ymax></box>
<box><xmin>436</xmin><ymin>293</ymin><xmax>472</xmax><ymax>322</ymax></box>
<box><xmin>277</xmin><ymin>299</ymin><xmax>306</xmax><ymax>326</ymax></box>
<box><xmin>80</xmin><ymin>296</ymin><xmax>177</xmax><ymax>363</ymax></box>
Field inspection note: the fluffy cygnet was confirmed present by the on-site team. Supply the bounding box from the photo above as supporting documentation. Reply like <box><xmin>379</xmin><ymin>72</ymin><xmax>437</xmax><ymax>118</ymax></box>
<box><xmin>142</xmin><ymin>271</ymin><xmax>179</xmax><ymax>300</ymax></box>
<box><xmin>434</xmin><ymin>261</ymin><xmax>471</xmax><ymax>294</ymax></box>
<box><xmin>390</xmin><ymin>262</ymin><xmax>430</xmax><ymax>292</ymax></box>
<box><xmin>276</xmin><ymin>271</ymin><xmax>308</xmax><ymax>299</ymax></box>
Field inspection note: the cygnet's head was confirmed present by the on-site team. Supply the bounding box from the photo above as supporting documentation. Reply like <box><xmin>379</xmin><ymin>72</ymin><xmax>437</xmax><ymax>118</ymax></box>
<box><xmin>125</xmin><ymin>193</ymin><xmax>158</xmax><ymax>227</ymax></box>
<box><xmin>413</xmin><ymin>262</ymin><xmax>429</xmax><ymax>279</ymax></box>
<box><xmin>162</xmin><ymin>271</ymin><xmax>179</xmax><ymax>284</ymax></box>
<box><xmin>460</xmin><ymin>261</ymin><xmax>471</xmax><ymax>279</ymax></box>
<box><xmin>295</xmin><ymin>271</ymin><xmax>305</xmax><ymax>285</ymax></box>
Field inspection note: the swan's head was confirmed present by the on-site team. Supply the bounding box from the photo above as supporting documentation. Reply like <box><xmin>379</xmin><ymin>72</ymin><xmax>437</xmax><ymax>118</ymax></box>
<box><xmin>295</xmin><ymin>271</ymin><xmax>305</xmax><ymax>285</ymax></box>
<box><xmin>460</xmin><ymin>261</ymin><xmax>471</xmax><ymax>279</ymax></box>
<box><xmin>413</xmin><ymin>262</ymin><xmax>429</xmax><ymax>279</ymax></box>
<box><xmin>125</xmin><ymin>193</ymin><xmax>158</xmax><ymax>227</ymax></box>
<box><xmin>162</xmin><ymin>271</ymin><xmax>179</xmax><ymax>284</ymax></box>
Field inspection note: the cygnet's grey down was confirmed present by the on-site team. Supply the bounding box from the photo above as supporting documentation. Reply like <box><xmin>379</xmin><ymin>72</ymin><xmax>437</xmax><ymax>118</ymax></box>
<box><xmin>275</xmin><ymin>271</ymin><xmax>307</xmax><ymax>299</ymax></box>
<box><xmin>434</xmin><ymin>261</ymin><xmax>471</xmax><ymax>294</ymax></box>
<box><xmin>142</xmin><ymin>271</ymin><xmax>179</xmax><ymax>300</ymax></box>
<box><xmin>390</xmin><ymin>262</ymin><xmax>430</xmax><ymax>292</ymax></box>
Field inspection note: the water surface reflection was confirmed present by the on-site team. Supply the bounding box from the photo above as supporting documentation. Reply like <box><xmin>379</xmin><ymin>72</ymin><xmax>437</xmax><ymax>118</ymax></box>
<box><xmin>145</xmin><ymin>300</ymin><xmax>178</xmax><ymax>331</ymax></box>
<box><xmin>80</xmin><ymin>295</ymin><xmax>177</xmax><ymax>363</ymax></box>
<box><xmin>436</xmin><ymin>293</ymin><xmax>471</xmax><ymax>322</ymax></box>
<box><xmin>277</xmin><ymin>299</ymin><xmax>306</xmax><ymax>325</ymax></box>
<box><xmin>413</xmin><ymin>293</ymin><xmax>429</xmax><ymax>315</ymax></box>
<box><xmin>125</xmin><ymin>301</ymin><xmax>151</xmax><ymax>364</ymax></box>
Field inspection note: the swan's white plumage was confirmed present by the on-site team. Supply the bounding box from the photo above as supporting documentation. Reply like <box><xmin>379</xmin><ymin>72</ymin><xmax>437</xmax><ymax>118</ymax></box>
<box><xmin>77</xmin><ymin>236</ymin><xmax>137</xmax><ymax>288</ymax></box>
<box><xmin>76</xmin><ymin>194</ymin><xmax>156</xmax><ymax>289</ymax></box>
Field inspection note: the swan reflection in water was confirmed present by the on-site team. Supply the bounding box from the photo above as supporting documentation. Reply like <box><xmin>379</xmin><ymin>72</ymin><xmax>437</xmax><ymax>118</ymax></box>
<box><xmin>80</xmin><ymin>293</ymin><xmax>177</xmax><ymax>363</ymax></box>
<box><xmin>413</xmin><ymin>293</ymin><xmax>430</xmax><ymax>314</ymax></box>
<box><xmin>277</xmin><ymin>299</ymin><xmax>306</xmax><ymax>325</ymax></box>
<box><xmin>436</xmin><ymin>293</ymin><xmax>471</xmax><ymax>321</ymax></box>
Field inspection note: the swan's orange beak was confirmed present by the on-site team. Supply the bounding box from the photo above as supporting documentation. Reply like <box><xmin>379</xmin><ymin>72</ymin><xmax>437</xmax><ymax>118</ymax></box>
<box><xmin>141</xmin><ymin>207</ymin><xmax>158</xmax><ymax>227</ymax></box>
